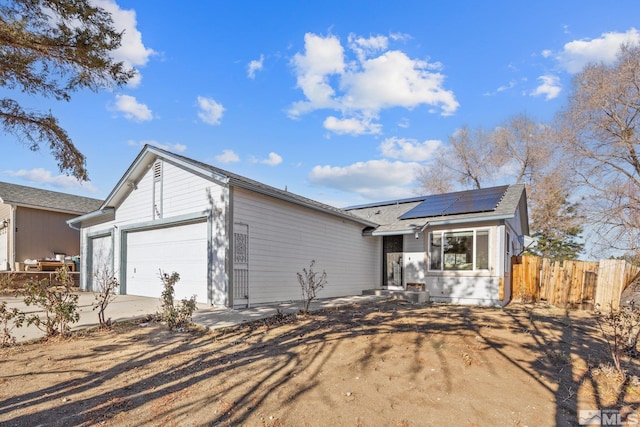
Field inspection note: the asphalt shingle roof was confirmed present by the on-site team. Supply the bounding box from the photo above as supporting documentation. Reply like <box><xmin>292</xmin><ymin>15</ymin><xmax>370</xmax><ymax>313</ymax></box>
<box><xmin>0</xmin><ymin>181</ymin><xmax>103</xmax><ymax>214</ymax></box>
<box><xmin>346</xmin><ymin>184</ymin><xmax>526</xmax><ymax>234</ymax></box>
<box><xmin>146</xmin><ymin>146</ymin><xmax>379</xmax><ymax>227</ymax></box>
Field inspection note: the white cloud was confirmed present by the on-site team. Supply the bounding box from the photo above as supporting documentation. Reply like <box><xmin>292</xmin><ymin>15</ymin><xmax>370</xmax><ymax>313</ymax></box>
<box><xmin>309</xmin><ymin>159</ymin><xmax>421</xmax><ymax>198</ymax></box>
<box><xmin>557</xmin><ymin>28</ymin><xmax>640</xmax><ymax>73</ymax></box>
<box><xmin>341</xmin><ymin>51</ymin><xmax>458</xmax><ymax>114</ymax></box>
<box><xmin>127</xmin><ymin>139</ymin><xmax>186</xmax><ymax>152</ymax></box>
<box><xmin>323</xmin><ymin>116</ymin><xmax>382</xmax><ymax>135</ymax></box>
<box><xmin>247</xmin><ymin>54</ymin><xmax>264</xmax><ymax>79</ymax></box>
<box><xmin>289</xmin><ymin>32</ymin><xmax>458</xmax><ymax>135</ymax></box>
<box><xmin>92</xmin><ymin>0</ymin><xmax>155</xmax><ymax>87</ymax></box>
<box><xmin>113</xmin><ymin>94</ymin><xmax>153</xmax><ymax>121</ymax></box>
<box><xmin>197</xmin><ymin>96</ymin><xmax>225</xmax><ymax>125</ymax></box>
<box><xmin>397</xmin><ymin>118</ymin><xmax>410</xmax><ymax>128</ymax></box>
<box><xmin>389</xmin><ymin>32</ymin><xmax>412</xmax><ymax>42</ymax></box>
<box><xmin>379</xmin><ymin>137</ymin><xmax>441</xmax><ymax>161</ymax></box>
<box><xmin>4</xmin><ymin>168</ymin><xmax>98</xmax><ymax>193</ymax></box>
<box><xmin>348</xmin><ymin>33</ymin><xmax>388</xmax><ymax>62</ymax></box>
<box><xmin>531</xmin><ymin>74</ymin><xmax>562</xmax><ymax>100</ymax></box>
<box><xmin>261</xmin><ymin>152</ymin><xmax>283</xmax><ymax>166</ymax></box>
<box><xmin>215</xmin><ymin>149</ymin><xmax>240</xmax><ymax>163</ymax></box>
<box><xmin>251</xmin><ymin>152</ymin><xmax>283</xmax><ymax>166</ymax></box>
<box><xmin>289</xmin><ymin>33</ymin><xmax>345</xmax><ymax>116</ymax></box>
<box><xmin>484</xmin><ymin>80</ymin><xmax>517</xmax><ymax>96</ymax></box>
<box><xmin>497</xmin><ymin>81</ymin><xmax>517</xmax><ymax>92</ymax></box>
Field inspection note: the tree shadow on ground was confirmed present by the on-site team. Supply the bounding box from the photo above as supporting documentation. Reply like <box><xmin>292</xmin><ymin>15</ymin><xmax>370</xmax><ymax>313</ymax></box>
<box><xmin>0</xmin><ymin>299</ymin><xmax>637</xmax><ymax>426</ymax></box>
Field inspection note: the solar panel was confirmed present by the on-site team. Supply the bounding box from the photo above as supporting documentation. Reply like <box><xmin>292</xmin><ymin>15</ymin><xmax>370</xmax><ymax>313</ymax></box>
<box><xmin>399</xmin><ymin>185</ymin><xmax>508</xmax><ymax>220</ymax></box>
<box><xmin>398</xmin><ymin>192</ymin><xmax>459</xmax><ymax>219</ymax></box>
<box><xmin>445</xmin><ymin>185</ymin><xmax>508</xmax><ymax>216</ymax></box>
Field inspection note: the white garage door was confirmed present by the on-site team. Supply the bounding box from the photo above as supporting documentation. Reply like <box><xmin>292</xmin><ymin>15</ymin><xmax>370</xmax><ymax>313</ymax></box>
<box><xmin>125</xmin><ymin>221</ymin><xmax>208</xmax><ymax>303</ymax></box>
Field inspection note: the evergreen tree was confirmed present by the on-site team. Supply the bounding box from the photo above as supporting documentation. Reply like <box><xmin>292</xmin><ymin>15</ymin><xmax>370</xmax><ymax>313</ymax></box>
<box><xmin>0</xmin><ymin>0</ymin><xmax>135</xmax><ymax>180</ymax></box>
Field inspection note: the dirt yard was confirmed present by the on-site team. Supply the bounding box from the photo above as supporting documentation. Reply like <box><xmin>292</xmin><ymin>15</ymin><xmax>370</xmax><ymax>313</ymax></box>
<box><xmin>1</xmin><ymin>299</ymin><xmax>639</xmax><ymax>427</ymax></box>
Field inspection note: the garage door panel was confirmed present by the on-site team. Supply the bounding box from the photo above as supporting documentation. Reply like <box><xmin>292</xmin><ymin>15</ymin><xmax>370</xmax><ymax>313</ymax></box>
<box><xmin>126</xmin><ymin>222</ymin><xmax>208</xmax><ymax>303</ymax></box>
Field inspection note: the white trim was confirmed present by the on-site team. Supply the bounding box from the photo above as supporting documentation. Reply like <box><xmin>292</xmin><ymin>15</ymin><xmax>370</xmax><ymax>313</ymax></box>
<box><xmin>427</xmin><ymin>227</ymin><xmax>492</xmax><ymax>272</ymax></box>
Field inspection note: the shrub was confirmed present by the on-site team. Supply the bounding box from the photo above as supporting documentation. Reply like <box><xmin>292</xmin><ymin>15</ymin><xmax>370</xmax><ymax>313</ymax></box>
<box><xmin>22</xmin><ymin>267</ymin><xmax>79</xmax><ymax>337</ymax></box>
<box><xmin>0</xmin><ymin>271</ymin><xmax>16</xmax><ymax>294</ymax></box>
<box><xmin>0</xmin><ymin>301</ymin><xmax>25</xmax><ymax>347</ymax></box>
<box><xmin>297</xmin><ymin>260</ymin><xmax>327</xmax><ymax>314</ymax></box>
<box><xmin>92</xmin><ymin>267</ymin><xmax>119</xmax><ymax>328</ymax></box>
<box><xmin>159</xmin><ymin>271</ymin><xmax>197</xmax><ymax>330</ymax></box>
<box><xmin>594</xmin><ymin>302</ymin><xmax>640</xmax><ymax>376</ymax></box>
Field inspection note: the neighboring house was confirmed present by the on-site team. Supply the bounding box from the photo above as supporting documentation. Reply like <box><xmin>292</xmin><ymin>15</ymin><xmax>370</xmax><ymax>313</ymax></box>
<box><xmin>68</xmin><ymin>145</ymin><xmax>529</xmax><ymax>307</ymax></box>
<box><xmin>345</xmin><ymin>184</ymin><xmax>529</xmax><ymax>305</ymax></box>
<box><xmin>0</xmin><ymin>182</ymin><xmax>103</xmax><ymax>271</ymax></box>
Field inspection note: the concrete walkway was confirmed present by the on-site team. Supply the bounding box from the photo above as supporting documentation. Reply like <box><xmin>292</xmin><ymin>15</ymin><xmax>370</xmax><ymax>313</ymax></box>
<box><xmin>1</xmin><ymin>292</ymin><xmax>386</xmax><ymax>344</ymax></box>
<box><xmin>192</xmin><ymin>294</ymin><xmax>386</xmax><ymax>329</ymax></box>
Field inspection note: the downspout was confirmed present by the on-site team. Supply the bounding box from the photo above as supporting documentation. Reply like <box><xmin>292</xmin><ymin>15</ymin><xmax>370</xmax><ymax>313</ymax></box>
<box><xmin>413</xmin><ymin>222</ymin><xmax>430</xmax><ymax>239</ymax></box>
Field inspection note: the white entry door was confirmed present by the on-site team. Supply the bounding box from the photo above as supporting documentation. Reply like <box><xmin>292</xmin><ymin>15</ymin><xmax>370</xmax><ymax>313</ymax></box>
<box><xmin>89</xmin><ymin>234</ymin><xmax>113</xmax><ymax>291</ymax></box>
<box><xmin>125</xmin><ymin>221</ymin><xmax>209</xmax><ymax>303</ymax></box>
<box><xmin>0</xmin><ymin>226</ymin><xmax>8</xmax><ymax>271</ymax></box>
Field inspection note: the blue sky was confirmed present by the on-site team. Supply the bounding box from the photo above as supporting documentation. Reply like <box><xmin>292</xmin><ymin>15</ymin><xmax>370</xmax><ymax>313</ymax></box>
<box><xmin>3</xmin><ymin>0</ymin><xmax>640</xmax><ymax>207</ymax></box>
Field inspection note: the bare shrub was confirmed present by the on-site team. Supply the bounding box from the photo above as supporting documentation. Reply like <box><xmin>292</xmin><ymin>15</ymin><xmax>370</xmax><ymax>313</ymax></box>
<box><xmin>594</xmin><ymin>302</ymin><xmax>640</xmax><ymax>375</ymax></box>
<box><xmin>92</xmin><ymin>267</ymin><xmax>119</xmax><ymax>328</ymax></box>
<box><xmin>297</xmin><ymin>260</ymin><xmax>327</xmax><ymax>314</ymax></box>
<box><xmin>0</xmin><ymin>271</ymin><xmax>16</xmax><ymax>294</ymax></box>
<box><xmin>517</xmin><ymin>282</ymin><xmax>536</xmax><ymax>304</ymax></box>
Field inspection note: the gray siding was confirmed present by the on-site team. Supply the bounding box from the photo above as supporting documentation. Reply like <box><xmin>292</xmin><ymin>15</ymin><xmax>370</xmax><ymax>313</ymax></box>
<box><xmin>233</xmin><ymin>187</ymin><xmax>380</xmax><ymax>306</ymax></box>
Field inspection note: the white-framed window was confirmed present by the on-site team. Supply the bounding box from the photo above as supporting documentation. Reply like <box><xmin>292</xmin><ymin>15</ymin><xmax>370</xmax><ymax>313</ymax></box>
<box><xmin>429</xmin><ymin>229</ymin><xmax>490</xmax><ymax>271</ymax></box>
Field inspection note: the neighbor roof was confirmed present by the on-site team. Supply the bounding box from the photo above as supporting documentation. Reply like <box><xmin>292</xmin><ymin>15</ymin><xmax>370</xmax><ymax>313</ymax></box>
<box><xmin>346</xmin><ymin>184</ymin><xmax>528</xmax><ymax>235</ymax></box>
<box><xmin>0</xmin><ymin>181</ymin><xmax>103</xmax><ymax>214</ymax></box>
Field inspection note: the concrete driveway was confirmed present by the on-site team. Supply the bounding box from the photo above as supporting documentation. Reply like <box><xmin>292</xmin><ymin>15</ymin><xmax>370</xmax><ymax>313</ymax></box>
<box><xmin>1</xmin><ymin>292</ymin><xmax>385</xmax><ymax>344</ymax></box>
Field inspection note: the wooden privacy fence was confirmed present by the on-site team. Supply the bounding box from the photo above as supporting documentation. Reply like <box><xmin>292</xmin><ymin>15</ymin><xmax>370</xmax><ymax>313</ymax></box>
<box><xmin>511</xmin><ymin>256</ymin><xmax>640</xmax><ymax>310</ymax></box>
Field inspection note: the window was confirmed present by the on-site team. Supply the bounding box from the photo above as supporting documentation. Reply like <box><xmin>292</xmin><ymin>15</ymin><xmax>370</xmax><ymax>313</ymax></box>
<box><xmin>429</xmin><ymin>229</ymin><xmax>490</xmax><ymax>271</ymax></box>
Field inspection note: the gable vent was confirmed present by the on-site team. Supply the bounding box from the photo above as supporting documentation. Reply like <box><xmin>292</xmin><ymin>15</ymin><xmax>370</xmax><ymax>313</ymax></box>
<box><xmin>153</xmin><ymin>161</ymin><xmax>162</xmax><ymax>181</ymax></box>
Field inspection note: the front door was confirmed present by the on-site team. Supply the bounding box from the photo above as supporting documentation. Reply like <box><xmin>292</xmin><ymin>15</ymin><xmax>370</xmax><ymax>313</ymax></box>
<box><xmin>232</xmin><ymin>223</ymin><xmax>249</xmax><ymax>307</ymax></box>
<box><xmin>383</xmin><ymin>235</ymin><xmax>403</xmax><ymax>289</ymax></box>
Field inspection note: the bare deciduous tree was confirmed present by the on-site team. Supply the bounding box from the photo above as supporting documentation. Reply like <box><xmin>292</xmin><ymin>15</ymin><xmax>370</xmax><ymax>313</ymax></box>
<box><xmin>417</xmin><ymin>113</ymin><xmax>584</xmax><ymax>260</ymax></box>
<box><xmin>492</xmin><ymin>113</ymin><xmax>556</xmax><ymax>185</ymax></box>
<box><xmin>417</xmin><ymin>125</ymin><xmax>496</xmax><ymax>194</ymax></box>
<box><xmin>559</xmin><ymin>43</ymin><xmax>640</xmax><ymax>256</ymax></box>
<box><xmin>416</xmin><ymin>160</ymin><xmax>456</xmax><ymax>195</ymax></box>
